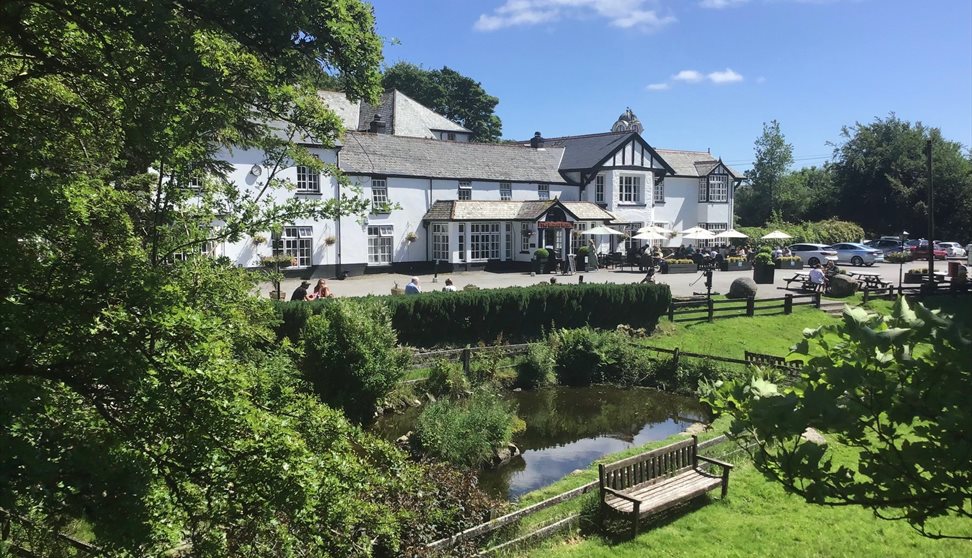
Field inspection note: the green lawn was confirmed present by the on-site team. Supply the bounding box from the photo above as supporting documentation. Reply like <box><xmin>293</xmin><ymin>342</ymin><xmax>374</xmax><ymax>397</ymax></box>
<box><xmin>523</xmin><ymin>462</ymin><xmax>970</xmax><ymax>558</ymax></box>
<box><xmin>645</xmin><ymin>306</ymin><xmax>837</xmax><ymax>361</ymax></box>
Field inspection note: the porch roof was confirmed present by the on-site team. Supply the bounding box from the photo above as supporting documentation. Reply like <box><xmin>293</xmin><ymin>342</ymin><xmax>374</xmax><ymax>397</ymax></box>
<box><xmin>422</xmin><ymin>200</ymin><xmax>614</xmax><ymax>222</ymax></box>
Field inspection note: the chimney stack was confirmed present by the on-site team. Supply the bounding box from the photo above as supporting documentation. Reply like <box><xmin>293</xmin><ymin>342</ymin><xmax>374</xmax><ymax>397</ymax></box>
<box><xmin>530</xmin><ymin>131</ymin><xmax>544</xmax><ymax>149</ymax></box>
<box><xmin>369</xmin><ymin>114</ymin><xmax>387</xmax><ymax>133</ymax></box>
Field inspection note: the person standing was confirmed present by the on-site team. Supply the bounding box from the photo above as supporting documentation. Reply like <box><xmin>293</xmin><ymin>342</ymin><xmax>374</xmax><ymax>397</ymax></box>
<box><xmin>404</xmin><ymin>276</ymin><xmax>422</xmax><ymax>295</ymax></box>
<box><xmin>290</xmin><ymin>280</ymin><xmax>311</xmax><ymax>301</ymax></box>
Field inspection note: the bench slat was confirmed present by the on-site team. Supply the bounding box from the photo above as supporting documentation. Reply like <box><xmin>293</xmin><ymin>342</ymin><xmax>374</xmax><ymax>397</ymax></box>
<box><xmin>605</xmin><ymin>472</ymin><xmax>722</xmax><ymax>514</ymax></box>
<box><xmin>602</xmin><ymin>437</ymin><xmax>694</xmax><ymax>473</ymax></box>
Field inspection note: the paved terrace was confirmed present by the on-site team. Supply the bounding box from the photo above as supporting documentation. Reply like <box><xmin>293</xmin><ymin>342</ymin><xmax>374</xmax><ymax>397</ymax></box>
<box><xmin>265</xmin><ymin>261</ymin><xmax>922</xmax><ymax>300</ymax></box>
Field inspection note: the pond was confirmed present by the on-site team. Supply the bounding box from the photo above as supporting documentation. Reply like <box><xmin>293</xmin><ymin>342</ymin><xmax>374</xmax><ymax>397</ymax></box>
<box><xmin>372</xmin><ymin>385</ymin><xmax>705</xmax><ymax>501</ymax></box>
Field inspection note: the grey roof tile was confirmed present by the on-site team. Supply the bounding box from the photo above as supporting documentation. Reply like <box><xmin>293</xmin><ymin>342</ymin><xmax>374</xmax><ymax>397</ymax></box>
<box><xmin>341</xmin><ymin>132</ymin><xmax>569</xmax><ymax>183</ymax></box>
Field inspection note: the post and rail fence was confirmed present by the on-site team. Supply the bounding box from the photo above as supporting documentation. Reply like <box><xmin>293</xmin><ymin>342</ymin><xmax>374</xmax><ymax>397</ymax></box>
<box><xmin>667</xmin><ymin>293</ymin><xmax>821</xmax><ymax>323</ymax></box>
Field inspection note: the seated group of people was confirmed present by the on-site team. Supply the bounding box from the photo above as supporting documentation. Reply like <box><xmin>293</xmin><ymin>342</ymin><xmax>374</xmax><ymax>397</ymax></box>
<box><xmin>291</xmin><ymin>279</ymin><xmax>334</xmax><ymax>301</ymax></box>
<box><xmin>807</xmin><ymin>260</ymin><xmax>839</xmax><ymax>290</ymax></box>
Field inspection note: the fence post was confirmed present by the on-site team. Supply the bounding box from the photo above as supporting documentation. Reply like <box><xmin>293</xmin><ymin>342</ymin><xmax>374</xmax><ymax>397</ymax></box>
<box><xmin>672</xmin><ymin>348</ymin><xmax>680</xmax><ymax>367</ymax></box>
<box><xmin>668</xmin><ymin>302</ymin><xmax>675</xmax><ymax>322</ymax></box>
<box><xmin>814</xmin><ymin>291</ymin><xmax>821</xmax><ymax>308</ymax></box>
<box><xmin>707</xmin><ymin>298</ymin><xmax>714</xmax><ymax>323</ymax></box>
<box><xmin>863</xmin><ymin>287</ymin><xmax>870</xmax><ymax>304</ymax></box>
<box><xmin>461</xmin><ymin>347</ymin><xmax>471</xmax><ymax>377</ymax></box>
<box><xmin>746</xmin><ymin>296</ymin><xmax>755</xmax><ymax>317</ymax></box>
<box><xmin>784</xmin><ymin>294</ymin><xmax>793</xmax><ymax>315</ymax></box>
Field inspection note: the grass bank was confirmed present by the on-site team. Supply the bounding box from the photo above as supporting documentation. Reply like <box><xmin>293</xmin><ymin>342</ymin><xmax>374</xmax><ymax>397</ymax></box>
<box><xmin>521</xmin><ymin>460</ymin><xmax>969</xmax><ymax>558</ymax></box>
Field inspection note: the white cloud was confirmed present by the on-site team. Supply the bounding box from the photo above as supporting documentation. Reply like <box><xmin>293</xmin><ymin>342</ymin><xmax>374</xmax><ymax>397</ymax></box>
<box><xmin>699</xmin><ymin>0</ymin><xmax>750</xmax><ymax>8</ymax></box>
<box><xmin>707</xmin><ymin>68</ymin><xmax>744</xmax><ymax>84</ymax></box>
<box><xmin>646</xmin><ymin>82</ymin><xmax>670</xmax><ymax>91</ymax></box>
<box><xmin>473</xmin><ymin>0</ymin><xmax>676</xmax><ymax>32</ymax></box>
<box><xmin>672</xmin><ymin>70</ymin><xmax>704</xmax><ymax>83</ymax></box>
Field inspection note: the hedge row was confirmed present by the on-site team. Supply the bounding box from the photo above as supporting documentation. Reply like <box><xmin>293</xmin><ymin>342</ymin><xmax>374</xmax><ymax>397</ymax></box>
<box><xmin>737</xmin><ymin>219</ymin><xmax>865</xmax><ymax>247</ymax></box>
<box><xmin>275</xmin><ymin>282</ymin><xmax>671</xmax><ymax>348</ymax></box>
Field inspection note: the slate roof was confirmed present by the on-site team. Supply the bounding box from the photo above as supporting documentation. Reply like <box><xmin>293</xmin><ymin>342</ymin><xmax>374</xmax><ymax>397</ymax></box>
<box><xmin>538</xmin><ymin>131</ymin><xmax>635</xmax><ymax>170</ymax></box>
<box><xmin>655</xmin><ymin>149</ymin><xmax>742</xmax><ymax>178</ymax></box>
<box><xmin>422</xmin><ymin>200</ymin><xmax>613</xmax><ymax>221</ymax></box>
<box><xmin>340</xmin><ymin>132</ymin><xmax>568</xmax><ymax>183</ymax></box>
<box><xmin>318</xmin><ymin>90</ymin><xmax>470</xmax><ymax>138</ymax></box>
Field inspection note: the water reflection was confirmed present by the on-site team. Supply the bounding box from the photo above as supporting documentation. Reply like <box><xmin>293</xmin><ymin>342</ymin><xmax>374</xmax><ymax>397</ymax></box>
<box><xmin>371</xmin><ymin>385</ymin><xmax>704</xmax><ymax>501</ymax></box>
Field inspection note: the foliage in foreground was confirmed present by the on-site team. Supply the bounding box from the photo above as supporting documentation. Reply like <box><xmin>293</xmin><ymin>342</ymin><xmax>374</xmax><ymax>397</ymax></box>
<box><xmin>415</xmin><ymin>389</ymin><xmax>523</xmax><ymax>467</ymax></box>
<box><xmin>707</xmin><ymin>297</ymin><xmax>972</xmax><ymax>539</ymax></box>
<box><xmin>301</xmin><ymin>299</ymin><xmax>411</xmax><ymax>423</ymax></box>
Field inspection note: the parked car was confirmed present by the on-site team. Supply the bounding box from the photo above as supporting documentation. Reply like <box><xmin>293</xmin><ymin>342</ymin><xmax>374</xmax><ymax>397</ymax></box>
<box><xmin>829</xmin><ymin>242</ymin><xmax>882</xmax><ymax>266</ymax></box>
<box><xmin>864</xmin><ymin>238</ymin><xmax>905</xmax><ymax>256</ymax></box>
<box><xmin>788</xmin><ymin>243</ymin><xmax>838</xmax><ymax>266</ymax></box>
<box><xmin>910</xmin><ymin>243</ymin><xmax>947</xmax><ymax>260</ymax></box>
<box><xmin>935</xmin><ymin>242</ymin><xmax>967</xmax><ymax>258</ymax></box>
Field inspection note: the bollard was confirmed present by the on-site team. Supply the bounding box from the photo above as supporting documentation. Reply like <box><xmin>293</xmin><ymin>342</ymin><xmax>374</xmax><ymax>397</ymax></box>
<box><xmin>579</xmin><ymin>275</ymin><xmax>584</xmax><ymax>284</ymax></box>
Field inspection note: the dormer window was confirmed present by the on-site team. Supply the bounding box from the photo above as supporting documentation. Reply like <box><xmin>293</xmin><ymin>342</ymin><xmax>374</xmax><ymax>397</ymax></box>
<box><xmin>458</xmin><ymin>181</ymin><xmax>472</xmax><ymax>200</ymax></box>
<box><xmin>500</xmin><ymin>182</ymin><xmax>512</xmax><ymax>201</ymax></box>
<box><xmin>700</xmin><ymin>173</ymin><xmax>728</xmax><ymax>203</ymax></box>
<box><xmin>538</xmin><ymin>183</ymin><xmax>549</xmax><ymax>200</ymax></box>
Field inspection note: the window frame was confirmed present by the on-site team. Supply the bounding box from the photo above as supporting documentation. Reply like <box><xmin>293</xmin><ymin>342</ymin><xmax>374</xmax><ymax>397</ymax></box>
<box><xmin>371</xmin><ymin>177</ymin><xmax>389</xmax><ymax>208</ymax></box>
<box><xmin>595</xmin><ymin>175</ymin><xmax>605</xmax><ymax>203</ymax></box>
<box><xmin>653</xmin><ymin>177</ymin><xmax>665</xmax><ymax>205</ymax></box>
<box><xmin>431</xmin><ymin>222</ymin><xmax>449</xmax><ymax>261</ymax></box>
<box><xmin>277</xmin><ymin>226</ymin><xmax>313</xmax><ymax>267</ymax></box>
<box><xmin>366</xmin><ymin>224</ymin><xmax>393</xmax><ymax>265</ymax></box>
<box><xmin>537</xmin><ymin>183</ymin><xmax>550</xmax><ymax>200</ymax></box>
<box><xmin>458</xmin><ymin>180</ymin><xmax>472</xmax><ymax>201</ymax></box>
<box><xmin>296</xmin><ymin>163</ymin><xmax>320</xmax><ymax>194</ymax></box>
<box><xmin>618</xmin><ymin>175</ymin><xmax>641</xmax><ymax>204</ymax></box>
<box><xmin>698</xmin><ymin>177</ymin><xmax>709</xmax><ymax>202</ymax></box>
<box><xmin>499</xmin><ymin>182</ymin><xmax>512</xmax><ymax>201</ymax></box>
<box><xmin>708</xmin><ymin>173</ymin><xmax>729</xmax><ymax>203</ymax></box>
<box><xmin>469</xmin><ymin>222</ymin><xmax>501</xmax><ymax>261</ymax></box>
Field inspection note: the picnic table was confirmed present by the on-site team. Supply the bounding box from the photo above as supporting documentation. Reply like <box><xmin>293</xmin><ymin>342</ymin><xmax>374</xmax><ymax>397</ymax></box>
<box><xmin>782</xmin><ymin>272</ymin><xmax>820</xmax><ymax>292</ymax></box>
<box><xmin>847</xmin><ymin>270</ymin><xmax>893</xmax><ymax>290</ymax></box>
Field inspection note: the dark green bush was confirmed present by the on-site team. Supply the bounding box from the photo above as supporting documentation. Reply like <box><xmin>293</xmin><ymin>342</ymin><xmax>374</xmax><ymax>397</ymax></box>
<box><xmin>301</xmin><ymin>299</ymin><xmax>411</xmax><ymax>423</ymax></box>
<box><xmin>517</xmin><ymin>343</ymin><xmax>556</xmax><ymax>388</ymax></box>
<box><xmin>425</xmin><ymin>359</ymin><xmax>469</xmax><ymax>398</ymax></box>
<box><xmin>275</xmin><ymin>282</ymin><xmax>671</xmax><ymax>348</ymax></box>
<box><xmin>414</xmin><ymin>389</ymin><xmax>521</xmax><ymax>467</ymax></box>
<box><xmin>550</xmin><ymin>328</ymin><xmax>654</xmax><ymax>387</ymax></box>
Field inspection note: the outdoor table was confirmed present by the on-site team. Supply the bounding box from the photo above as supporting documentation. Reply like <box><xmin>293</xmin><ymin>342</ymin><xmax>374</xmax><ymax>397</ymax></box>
<box><xmin>783</xmin><ymin>272</ymin><xmax>811</xmax><ymax>290</ymax></box>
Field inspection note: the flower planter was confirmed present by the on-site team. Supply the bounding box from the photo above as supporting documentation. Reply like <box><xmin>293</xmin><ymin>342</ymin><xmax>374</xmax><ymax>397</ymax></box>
<box><xmin>776</xmin><ymin>259</ymin><xmax>803</xmax><ymax>270</ymax></box>
<box><xmin>665</xmin><ymin>263</ymin><xmax>698</xmax><ymax>274</ymax></box>
<box><xmin>753</xmin><ymin>264</ymin><xmax>776</xmax><ymax>284</ymax></box>
<box><xmin>721</xmin><ymin>260</ymin><xmax>752</xmax><ymax>272</ymax></box>
<box><xmin>903</xmin><ymin>272</ymin><xmax>944</xmax><ymax>284</ymax></box>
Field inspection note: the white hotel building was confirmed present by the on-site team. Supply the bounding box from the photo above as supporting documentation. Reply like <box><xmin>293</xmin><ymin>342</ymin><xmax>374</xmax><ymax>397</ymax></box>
<box><xmin>217</xmin><ymin>91</ymin><xmax>742</xmax><ymax>276</ymax></box>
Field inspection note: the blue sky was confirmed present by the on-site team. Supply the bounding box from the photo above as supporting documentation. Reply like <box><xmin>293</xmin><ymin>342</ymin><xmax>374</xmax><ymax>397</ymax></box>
<box><xmin>369</xmin><ymin>0</ymin><xmax>972</xmax><ymax>170</ymax></box>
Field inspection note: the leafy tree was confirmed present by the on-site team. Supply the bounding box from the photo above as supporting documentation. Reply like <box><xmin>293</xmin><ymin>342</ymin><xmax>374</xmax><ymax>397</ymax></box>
<box><xmin>383</xmin><ymin>62</ymin><xmax>503</xmax><ymax>142</ymax></box>
<box><xmin>737</xmin><ymin>120</ymin><xmax>795</xmax><ymax>225</ymax></box>
<box><xmin>830</xmin><ymin>114</ymin><xmax>972</xmax><ymax>240</ymax></box>
<box><xmin>706</xmin><ymin>298</ymin><xmax>972</xmax><ymax>540</ymax></box>
<box><xmin>301</xmin><ymin>299</ymin><xmax>410</xmax><ymax>423</ymax></box>
<box><xmin>0</xmin><ymin>1</ymin><xmax>488</xmax><ymax>555</ymax></box>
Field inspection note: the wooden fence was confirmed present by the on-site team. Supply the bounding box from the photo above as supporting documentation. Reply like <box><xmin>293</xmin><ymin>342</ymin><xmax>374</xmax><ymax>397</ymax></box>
<box><xmin>668</xmin><ymin>293</ymin><xmax>821</xmax><ymax>323</ymax></box>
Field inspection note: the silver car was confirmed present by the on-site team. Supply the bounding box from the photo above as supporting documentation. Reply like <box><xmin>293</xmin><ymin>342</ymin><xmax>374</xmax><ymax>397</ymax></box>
<box><xmin>788</xmin><ymin>243</ymin><xmax>838</xmax><ymax>266</ymax></box>
<box><xmin>935</xmin><ymin>242</ymin><xmax>967</xmax><ymax>258</ymax></box>
<box><xmin>864</xmin><ymin>238</ymin><xmax>905</xmax><ymax>256</ymax></box>
<box><xmin>828</xmin><ymin>242</ymin><xmax>882</xmax><ymax>266</ymax></box>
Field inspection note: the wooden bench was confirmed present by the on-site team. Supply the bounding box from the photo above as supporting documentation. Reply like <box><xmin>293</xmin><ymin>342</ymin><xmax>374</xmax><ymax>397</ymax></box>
<box><xmin>745</xmin><ymin>350</ymin><xmax>803</xmax><ymax>372</ymax></box>
<box><xmin>598</xmin><ymin>436</ymin><xmax>732</xmax><ymax>536</ymax></box>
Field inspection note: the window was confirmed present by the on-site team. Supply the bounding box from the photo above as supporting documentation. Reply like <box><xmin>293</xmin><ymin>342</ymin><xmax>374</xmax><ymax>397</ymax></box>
<box><xmin>571</xmin><ymin>222</ymin><xmax>589</xmax><ymax>253</ymax></box>
<box><xmin>700</xmin><ymin>222</ymin><xmax>728</xmax><ymax>248</ymax></box>
<box><xmin>708</xmin><ymin>174</ymin><xmax>729</xmax><ymax>202</ymax></box>
<box><xmin>653</xmin><ymin>177</ymin><xmax>665</xmax><ymax>205</ymax></box>
<box><xmin>296</xmin><ymin>164</ymin><xmax>320</xmax><ymax>193</ymax></box>
<box><xmin>371</xmin><ymin>177</ymin><xmax>389</xmax><ymax>208</ymax></box>
<box><xmin>431</xmin><ymin>223</ymin><xmax>449</xmax><ymax>261</ymax></box>
<box><xmin>367</xmin><ymin>225</ymin><xmax>393</xmax><ymax>265</ymax></box>
<box><xmin>187</xmin><ymin>175</ymin><xmax>203</xmax><ymax>190</ymax></box>
<box><xmin>448</xmin><ymin>132</ymin><xmax>456</xmax><ymax>141</ymax></box>
<box><xmin>698</xmin><ymin>177</ymin><xmax>708</xmax><ymax>202</ymax></box>
<box><xmin>618</xmin><ymin>176</ymin><xmax>641</xmax><ymax>203</ymax></box>
<box><xmin>458</xmin><ymin>181</ymin><xmax>472</xmax><ymax>200</ymax></box>
<box><xmin>595</xmin><ymin>175</ymin><xmax>605</xmax><ymax>203</ymax></box>
<box><xmin>458</xmin><ymin>224</ymin><xmax>466</xmax><ymax>261</ymax></box>
<box><xmin>277</xmin><ymin>226</ymin><xmax>313</xmax><ymax>267</ymax></box>
<box><xmin>520</xmin><ymin>223</ymin><xmax>531</xmax><ymax>252</ymax></box>
<box><xmin>469</xmin><ymin>222</ymin><xmax>500</xmax><ymax>260</ymax></box>
<box><xmin>505</xmin><ymin>223</ymin><xmax>513</xmax><ymax>260</ymax></box>
<box><xmin>538</xmin><ymin>183</ymin><xmax>549</xmax><ymax>200</ymax></box>
<box><xmin>500</xmin><ymin>182</ymin><xmax>512</xmax><ymax>201</ymax></box>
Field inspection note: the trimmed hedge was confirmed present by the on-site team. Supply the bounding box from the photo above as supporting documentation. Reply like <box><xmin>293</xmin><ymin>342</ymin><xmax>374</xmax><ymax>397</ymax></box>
<box><xmin>275</xmin><ymin>282</ymin><xmax>671</xmax><ymax>348</ymax></box>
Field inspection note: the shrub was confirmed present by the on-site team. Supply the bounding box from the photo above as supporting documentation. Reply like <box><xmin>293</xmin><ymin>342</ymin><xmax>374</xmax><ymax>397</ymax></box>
<box><xmin>885</xmin><ymin>251</ymin><xmax>913</xmax><ymax>264</ymax></box>
<box><xmin>301</xmin><ymin>299</ymin><xmax>411</xmax><ymax>423</ymax></box>
<box><xmin>577</xmin><ymin>245</ymin><xmax>590</xmax><ymax>256</ymax></box>
<box><xmin>534</xmin><ymin>248</ymin><xmax>549</xmax><ymax>259</ymax></box>
<box><xmin>550</xmin><ymin>328</ymin><xmax>652</xmax><ymax>387</ymax></box>
<box><xmin>425</xmin><ymin>359</ymin><xmax>469</xmax><ymax>398</ymax></box>
<box><xmin>726</xmin><ymin>256</ymin><xmax>746</xmax><ymax>263</ymax></box>
<box><xmin>414</xmin><ymin>389</ymin><xmax>521</xmax><ymax>467</ymax></box>
<box><xmin>753</xmin><ymin>247</ymin><xmax>775</xmax><ymax>267</ymax></box>
<box><xmin>776</xmin><ymin>256</ymin><xmax>802</xmax><ymax>263</ymax></box>
<box><xmin>517</xmin><ymin>343</ymin><xmax>556</xmax><ymax>388</ymax></box>
<box><xmin>667</xmin><ymin>258</ymin><xmax>694</xmax><ymax>264</ymax></box>
<box><xmin>275</xmin><ymin>282</ymin><xmax>671</xmax><ymax>348</ymax></box>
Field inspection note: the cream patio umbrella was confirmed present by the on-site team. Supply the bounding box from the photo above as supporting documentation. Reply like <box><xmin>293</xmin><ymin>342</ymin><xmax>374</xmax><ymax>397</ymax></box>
<box><xmin>581</xmin><ymin>225</ymin><xmax>627</xmax><ymax>236</ymax></box>
<box><xmin>714</xmin><ymin>229</ymin><xmax>749</xmax><ymax>239</ymax></box>
<box><xmin>637</xmin><ymin>224</ymin><xmax>672</xmax><ymax>235</ymax></box>
<box><xmin>631</xmin><ymin>230</ymin><xmax>667</xmax><ymax>241</ymax></box>
<box><xmin>761</xmin><ymin>230</ymin><xmax>792</xmax><ymax>240</ymax></box>
<box><xmin>682</xmin><ymin>229</ymin><xmax>716</xmax><ymax>240</ymax></box>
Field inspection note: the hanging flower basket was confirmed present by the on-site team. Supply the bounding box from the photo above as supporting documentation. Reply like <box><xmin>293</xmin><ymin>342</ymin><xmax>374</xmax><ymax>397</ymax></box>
<box><xmin>405</xmin><ymin>231</ymin><xmax>418</xmax><ymax>243</ymax></box>
<box><xmin>324</xmin><ymin>235</ymin><xmax>337</xmax><ymax>246</ymax></box>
